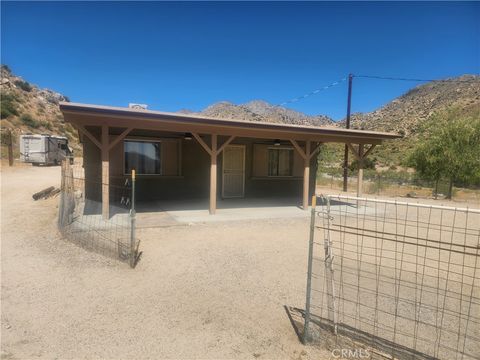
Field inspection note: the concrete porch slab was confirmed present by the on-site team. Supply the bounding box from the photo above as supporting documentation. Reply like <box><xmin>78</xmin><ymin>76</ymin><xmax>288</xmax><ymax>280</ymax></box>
<box><xmin>135</xmin><ymin>197</ymin><xmax>310</xmax><ymax>226</ymax></box>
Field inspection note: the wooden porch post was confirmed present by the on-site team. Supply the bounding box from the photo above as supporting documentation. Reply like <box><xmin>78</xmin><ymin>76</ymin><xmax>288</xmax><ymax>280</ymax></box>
<box><xmin>357</xmin><ymin>144</ymin><xmax>364</xmax><ymax>197</ymax></box>
<box><xmin>76</xmin><ymin>124</ymin><xmax>133</xmax><ymax>220</ymax></box>
<box><xmin>210</xmin><ymin>134</ymin><xmax>217</xmax><ymax>215</ymax></box>
<box><xmin>303</xmin><ymin>141</ymin><xmax>311</xmax><ymax>210</ymax></box>
<box><xmin>101</xmin><ymin>125</ymin><xmax>109</xmax><ymax>219</ymax></box>
<box><xmin>291</xmin><ymin>139</ymin><xmax>317</xmax><ymax>210</ymax></box>
<box><xmin>192</xmin><ymin>133</ymin><xmax>234</xmax><ymax>215</ymax></box>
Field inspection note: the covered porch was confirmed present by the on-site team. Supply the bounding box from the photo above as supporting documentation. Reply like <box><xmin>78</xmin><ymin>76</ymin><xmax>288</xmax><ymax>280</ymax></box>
<box><xmin>60</xmin><ymin>102</ymin><xmax>401</xmax><ymax>220</ymax></box>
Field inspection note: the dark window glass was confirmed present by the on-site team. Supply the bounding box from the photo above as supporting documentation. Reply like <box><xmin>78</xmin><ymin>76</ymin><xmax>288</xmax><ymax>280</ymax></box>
<box><xmin>124</xmin><ymin>140</ymin><xmax>161</xmax><ymax>175</ymax></box>
<box><xmin>268</xmin><ymin>148</ymin><xmax>293</xmax><ymax>176</ymax></box>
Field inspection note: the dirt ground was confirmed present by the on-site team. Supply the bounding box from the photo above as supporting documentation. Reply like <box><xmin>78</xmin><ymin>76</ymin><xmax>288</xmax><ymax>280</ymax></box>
<box><xmin>2</xmin><ymin>163</ymin><xmax>478</xmax><ymax>360</ymax></box>
<box><xmin>308</xmin><ymin>196</ymin><xmax>480</xmax><ymax>359</ymax></box>
<box><xmin>1</xmin><ymin>163</ymin><xmax>332</xmax><ymax>359</ymax></box>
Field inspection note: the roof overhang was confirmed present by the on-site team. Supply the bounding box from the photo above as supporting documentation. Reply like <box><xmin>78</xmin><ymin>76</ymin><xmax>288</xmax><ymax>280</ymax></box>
<box><xmin>60</xmin><ymin>102</ymin><xmax>402</xmax><ymax>144</ymax></box>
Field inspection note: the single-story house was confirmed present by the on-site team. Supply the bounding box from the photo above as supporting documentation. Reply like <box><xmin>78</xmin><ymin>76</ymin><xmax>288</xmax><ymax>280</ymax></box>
<box><xmin>59</xmin><ymin>102</ymin><xmax>401</xmax><ymax>219</ymax></box>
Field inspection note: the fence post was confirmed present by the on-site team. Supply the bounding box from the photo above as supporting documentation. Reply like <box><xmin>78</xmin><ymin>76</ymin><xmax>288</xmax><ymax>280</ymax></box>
<box><xmin>304</xmin><ymin>195</ymin><xmax>317</xmax><ymax>343</ymax></box>
<box><xmin>324</xmin><ymin>196</ymin><xmax>338</xmax><ymax>334</ymax></box>
<box><xmin>130</xmin><ymin>169</ymin><xmax>136</xmax><ymax>268</ymax></box>
<box><xmin>7</xmin><ymin>129</ymin><xmax>14</xmax><ymax>166</ymax></box>
<box><xmin>58</xmin><ymin>160</ymin><xmax>65</xmax><ymax>229</ymax></box>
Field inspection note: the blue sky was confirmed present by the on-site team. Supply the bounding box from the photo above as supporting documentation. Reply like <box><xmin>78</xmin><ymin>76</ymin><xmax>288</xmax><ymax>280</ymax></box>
<box><xmin>1</xmin><ymin>1</ymin><xmax>479</xmax><ymax>120</ymax></box>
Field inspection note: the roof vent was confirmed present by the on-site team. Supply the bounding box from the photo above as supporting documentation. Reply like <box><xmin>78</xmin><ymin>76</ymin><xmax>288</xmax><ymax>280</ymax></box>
<box><xmin>129</xmin><ymin>103</ymin><xmax>148</xmax><ymax>110</ymax></box>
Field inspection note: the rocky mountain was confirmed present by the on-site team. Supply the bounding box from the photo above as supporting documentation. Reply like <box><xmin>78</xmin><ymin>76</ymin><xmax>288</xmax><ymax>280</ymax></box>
<box><xmin>197</xmin><ymin>100</ymin><xmax>334</xmax><ymax>127</ymax></box>
<box><xmin>189</xmin><ymin>75</ymin><xmax>480</xmax><ymax>135</ymax></box>
<box><xmin>0</xmin><ymin>65</ymin><xmax>79</xmax><ymax>157</ymax></box>
<box><xmin>343</xmin><ymin>75</ymin><xmax>480</xmax><ymax>136</ymax></box>
<box><xmin>2</xmin><ymin>64</ymin><xmax>478</xmax><ymax>166</ymax></box>
<box><xmin>334</xmin><ymin>74</ymin><xmax>480</xmax><ymax>165</ymax></box>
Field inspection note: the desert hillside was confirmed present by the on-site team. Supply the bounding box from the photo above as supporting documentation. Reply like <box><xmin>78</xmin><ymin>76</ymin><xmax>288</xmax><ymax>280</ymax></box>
<box><xmin>192</xmin><ymin>75</ymin><xmax>480</xmax><ymax>166</ymax></box>
<box><xmin>341</xmin><ymin>75</ymin><xmax>480</xmax><ymax>165</ymax></box>
<box><xmin>344</xmin><ymin>75</ymin><xmax>480</xmax><ymax>135</ymax></box>
<box><xmin>0</xmin><ymin>65</ymin><xmax>79</xmax><ymax>157</ymax></box>
<box><xmin>2</xmin><ymin>65</ymin><xmax>478</xmax><ymax>166</ymax></box>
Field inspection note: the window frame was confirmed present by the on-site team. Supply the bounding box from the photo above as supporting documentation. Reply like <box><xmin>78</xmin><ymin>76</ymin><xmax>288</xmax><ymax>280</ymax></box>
<box><xmin>267</xmin><ymin>146</ymin><xmax>294</xmax><ymax>178</ymax></box>
<box><xmin>123</xmin><ymin>138</ymin><xmax>163</xmax><ymax>176</ymax></box>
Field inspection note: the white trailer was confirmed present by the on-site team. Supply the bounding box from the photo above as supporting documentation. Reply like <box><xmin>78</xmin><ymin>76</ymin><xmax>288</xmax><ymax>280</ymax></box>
<box><xmin>20</xmin><ymin>134</ymin><xmax>73</xmax><ymax>166</ymax></box>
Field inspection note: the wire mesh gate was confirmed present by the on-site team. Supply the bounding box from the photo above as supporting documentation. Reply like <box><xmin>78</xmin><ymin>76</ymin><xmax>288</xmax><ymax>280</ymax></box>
<box><xmin>304</xmin><ymin>195</ymin><xmax>480</xmax><ymax>360</ymax></box>
<box><xmin>58</xmin><ymin>159</ymin><xmax>138</xmax><ymax>267</ymax></box>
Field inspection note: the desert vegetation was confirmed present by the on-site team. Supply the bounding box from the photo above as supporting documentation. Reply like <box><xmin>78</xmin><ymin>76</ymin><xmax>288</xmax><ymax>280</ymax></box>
<box><xmin>407</xmin><ymin>106</ymin><xmax>480</xmax><ymax>198</ymax></box>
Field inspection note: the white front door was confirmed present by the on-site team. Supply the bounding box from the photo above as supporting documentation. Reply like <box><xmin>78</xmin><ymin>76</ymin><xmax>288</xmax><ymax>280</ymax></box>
<box><xmin>222</xmin><ymin>145</ymin><xmax>245</xmax><ymax>198</ymax></box>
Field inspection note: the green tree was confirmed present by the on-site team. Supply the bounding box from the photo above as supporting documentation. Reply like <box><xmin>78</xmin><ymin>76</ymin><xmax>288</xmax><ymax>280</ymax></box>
<box><xmin>316</xmin><ymin>143</ymin><xmax>343</xmax><ymax>175</ymax></box>
<box><xmin>408</xmin><ymin>106</ymin><xmax>480</xmax><ymax>199</ymax></box>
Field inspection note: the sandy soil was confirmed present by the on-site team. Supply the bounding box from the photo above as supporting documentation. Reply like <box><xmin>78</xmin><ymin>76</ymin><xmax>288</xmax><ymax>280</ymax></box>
<box><xmin>1</xmin><ymin>164</ymin><xmax>331</xmax><ymax>359</ymax></box>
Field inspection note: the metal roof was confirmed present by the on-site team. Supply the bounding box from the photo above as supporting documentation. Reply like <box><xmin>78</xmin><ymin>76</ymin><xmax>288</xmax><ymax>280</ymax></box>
<box><xmin>60</xmin><ymin>102</ymin><xmax>402</xmax><ymax>143</ymax></box>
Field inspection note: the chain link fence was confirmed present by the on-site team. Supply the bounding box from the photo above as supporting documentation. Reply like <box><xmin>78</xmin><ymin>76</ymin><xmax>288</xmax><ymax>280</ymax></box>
<box><xmin>57</xmin><ymin>158</ymin><xmax>138</xmax><ymax>267</ymax></box>
<box><xmin>304</xmin><ymin>195</ymin><xmax>480</xmax><ymax>359</ymax></box>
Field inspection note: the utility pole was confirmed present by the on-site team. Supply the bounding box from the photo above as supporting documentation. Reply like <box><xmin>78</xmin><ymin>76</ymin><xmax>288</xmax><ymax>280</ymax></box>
<box><xmin>343</xmin><ymin>73</ymin><xmax>353</xmax><ymax>192</ymax></box>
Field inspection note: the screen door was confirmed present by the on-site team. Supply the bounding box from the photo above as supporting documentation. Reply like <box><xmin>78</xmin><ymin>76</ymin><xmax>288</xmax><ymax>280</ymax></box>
<box><xmin>222</xmin><ymin>145</ymin><xmax>245</xmax><ymax>198</ymax></box>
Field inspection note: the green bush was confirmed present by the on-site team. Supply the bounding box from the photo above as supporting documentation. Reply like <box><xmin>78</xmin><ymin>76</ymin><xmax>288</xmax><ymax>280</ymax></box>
<box><xmin>318</xmin><ymin>166</ymin><xmax>343</xmax><ymax>178</ymax></box>
<box><xmin>0</xmin><ymin>93</ymin><xmax>19</xmax><ymax>119</ymax></box>
<box><xmin>0</xmin><ymin>129</ymin><xmax>13</xmax><ymax>145</ymax></box>
<box><xmin>1</xmin><ymin>93</ymin><xmax>19</xmax><ymax>103</ymax></box>
<box><xmin>14</xmin><ymin>80</ymin><xmax>32</xmax><ymax>92</ymax></box>
<box><xmin>1</xmin><ymin>107</ymin><xmax>12</xmax><ymax>119</ymax></box>
<box><xmin>20</xmin><ymin>114</ymin><xmax>40</xmax><ymax>128</ymax></box>
<box><xmin>377</xmin><ymin>169</ymin><xmax>412</xmax><ymax>185</ymax></box>
<box><xmin>349</xmin><ymin>157</ymin><xmax>376</xmax><ymax>173</ymax></box>
<box><xmin>40</xmin><ymin>121</ymin><xmax>52</xmax><ymax>130</ymax></box>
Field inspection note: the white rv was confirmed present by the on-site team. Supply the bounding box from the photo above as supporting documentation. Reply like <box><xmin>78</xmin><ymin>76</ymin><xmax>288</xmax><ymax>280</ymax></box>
<box><xmin>20</xmin><ymin>134</ymin><xmax>73</xmax><ymax>166</ymax></box>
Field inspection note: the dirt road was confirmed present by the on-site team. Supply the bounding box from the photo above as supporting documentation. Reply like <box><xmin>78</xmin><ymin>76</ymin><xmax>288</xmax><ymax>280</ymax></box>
<box><xmin>1</xmin><ymin>164</ymin><xmax>330</xmax><ymax>359</ymax></box>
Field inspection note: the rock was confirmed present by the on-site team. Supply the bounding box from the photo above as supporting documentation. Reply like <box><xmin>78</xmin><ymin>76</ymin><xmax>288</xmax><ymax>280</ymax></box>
<box><xmin>38</xmin><ymin>89</ymin><xmax>68</xmax><ymax>104</ymax></box>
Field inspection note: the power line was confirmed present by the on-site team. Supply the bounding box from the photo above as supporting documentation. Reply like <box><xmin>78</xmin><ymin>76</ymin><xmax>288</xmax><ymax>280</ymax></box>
<box><xmin>276</xmin><ymin>77</ymin><xmax>347</xmax><ymax>108</ymax></box>
<box><xmin>355</xmin><ymin>74</ymin><xmax>479</xmax><ymax>83</ymax></box>
<box><xmin>273</xmin><ymin>74</ymin><xmax>478</xmax><ymax>110</ymax></box>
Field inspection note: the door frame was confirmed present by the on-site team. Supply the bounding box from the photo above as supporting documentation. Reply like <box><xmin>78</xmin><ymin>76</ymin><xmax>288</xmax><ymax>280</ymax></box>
<box><xmin>222</xmin><ymin>144</ymin><xmax>246</xmax><ymax>199</ymax></box>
